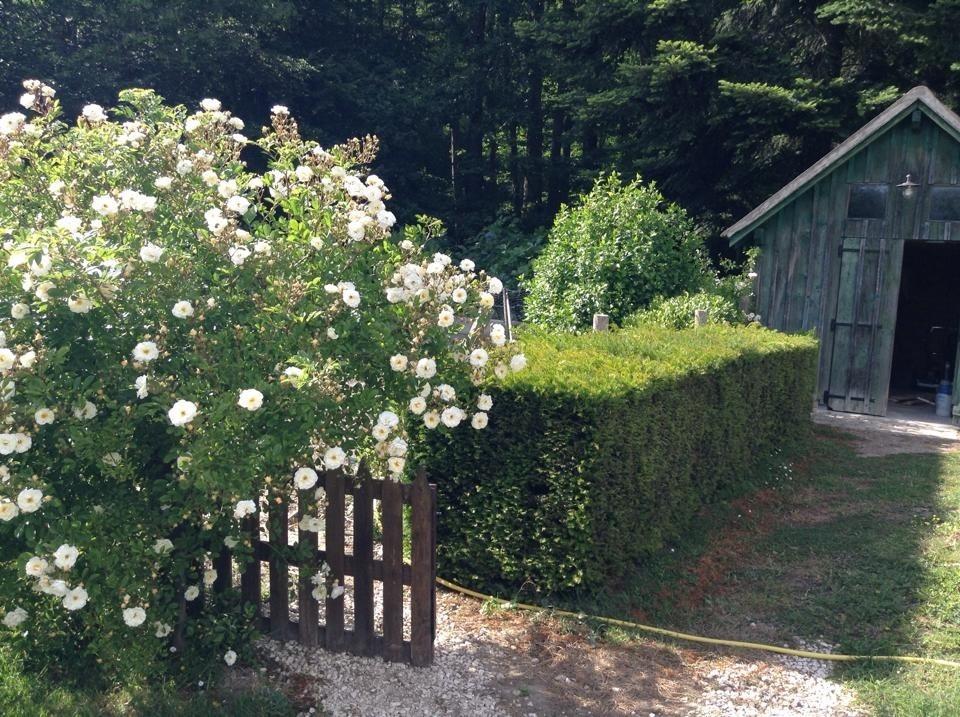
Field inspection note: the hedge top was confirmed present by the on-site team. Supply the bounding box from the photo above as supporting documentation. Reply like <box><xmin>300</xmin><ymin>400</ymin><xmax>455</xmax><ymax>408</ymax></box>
<box><xmin>504</xmin><ymin>325</ymin><xmax>818</xmax><ymax>398</ymax></box>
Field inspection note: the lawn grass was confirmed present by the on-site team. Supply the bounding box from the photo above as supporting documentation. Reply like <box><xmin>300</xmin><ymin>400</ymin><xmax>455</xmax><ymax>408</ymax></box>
<box><xmin>572</xmin><ymin>425</ymin><xmax>960</xmax><ymax>715</ymax></box>
<box><xmin>0</xmin><ymin>644</ymin><xmax>296</xmax><ymax>717</ymax></box>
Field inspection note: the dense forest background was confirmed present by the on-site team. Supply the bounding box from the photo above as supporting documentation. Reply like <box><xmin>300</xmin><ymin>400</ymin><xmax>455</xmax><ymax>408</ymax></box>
<box><xmin>1</xmin><ymin>0</ymin><xmax>958</xmax><ymax>283</ymax></box>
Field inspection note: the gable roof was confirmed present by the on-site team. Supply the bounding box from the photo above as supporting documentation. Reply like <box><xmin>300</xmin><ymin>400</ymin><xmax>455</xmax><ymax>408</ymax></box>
<box><xmin>723</xmin><ymin>86</ymin><xmax>960</xmax><ymax>244</ymax></box>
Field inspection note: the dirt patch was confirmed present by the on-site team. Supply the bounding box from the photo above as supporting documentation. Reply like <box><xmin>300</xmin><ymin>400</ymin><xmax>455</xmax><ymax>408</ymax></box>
<box><xmin>813</xmin><ymin>409</ymin><xmax>960</xmax><ymax>456</ymax></box>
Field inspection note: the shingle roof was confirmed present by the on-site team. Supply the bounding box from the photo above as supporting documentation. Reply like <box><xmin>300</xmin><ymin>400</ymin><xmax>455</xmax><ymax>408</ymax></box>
<box><xmin>723</xmin><ymin>86</ymin><xmax>960</xmax><ymax>244</ymax></box>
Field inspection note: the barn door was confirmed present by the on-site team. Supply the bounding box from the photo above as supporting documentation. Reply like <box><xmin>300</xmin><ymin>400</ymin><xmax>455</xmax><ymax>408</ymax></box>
<box><xmin>824</xmin><ymin>235</ymin><xmax>903</xmax><ymax>415</ymax></box>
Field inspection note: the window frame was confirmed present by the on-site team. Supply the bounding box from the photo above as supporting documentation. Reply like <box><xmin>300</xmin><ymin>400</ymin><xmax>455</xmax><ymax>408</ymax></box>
<box><xmin>846</xmin><ymin>182</ymin><xmax>890</xmax><ymax>221</ymax></box>
<box><xmin>928</xmin><ymin>184</ymin><xmax>960</xmax><ymax>222</ymax></box>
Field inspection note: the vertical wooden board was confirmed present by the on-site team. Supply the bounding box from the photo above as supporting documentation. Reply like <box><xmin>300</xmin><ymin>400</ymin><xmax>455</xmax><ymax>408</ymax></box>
<box><xmin>768</xmin><ymin>207</ymin><xmax>794</xmax><ymax>330</ymax></box>
<box><xmin>240</xmin><ymin>515</ymin><xmax>261</xmax><ymax>612</ymax></box>
<box><xmin>324</xmin><ymin>470</ymin><xmax>346</xmax><ymax>651</ymax></box>
<box><xmin>871</xmin><ymin>238</ymin><xmax>905</xmax><ymax>415</ymax></box>
<box><xmin>352</xmin><ymin>465</ymin><xmax>375</xmax><ymax>656</ymax></box>
<box><xmin>381</xmin><ymin>478</ymin><xmax>405</xmax><ymax>662</ymax></box>
<box><xmin>268</xmin><ymin>500</ymin><xmax>290</xmax><ymax>639</ymax></box>
<box><xmin>846</xmin><ymin>240</ymin><xmax>882</xmax><ymax>411</ymax></box>
<box><xmin>410</xmin><ymin>469</ymin><xmax>434</xmax><ymax>667</ymax></box>
<box><xmin>297</xmin><ymin>488</ymin><xmax>320</xmax><ymax>646</ymax></box>
<box><xmin>214</xmin><ymin>547</ymin><xmax>233</xmax><ymax>594</ymax></box>
<box><xmin>826</xmin><ymin>237</ymin><xmax>862</xmax><ymax>409</ymax></box>
<box><xmin>787</xmin><ymin>189</ymin><xmax>814</xmax><ymax>330</ymax></box>
<box><xmin>803</xmin><ymin>180</ymin><xmax>829</xmax><ymax>331</ymax></box>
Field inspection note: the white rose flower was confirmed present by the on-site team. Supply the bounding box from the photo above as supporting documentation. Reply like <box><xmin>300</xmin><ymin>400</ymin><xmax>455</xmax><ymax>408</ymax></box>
<box><xmin>295</xmin><ymin>165</ymin><xmax>314</xmax><ymax>183</ymax></box>
<box><xmin>372</xmin><ymin>424</ymin><xmax>390</xmax><ymax>441</ymax></box>
<box><xmin>140</xmin><ymin>243</ymin><xmax>164</xmax><ymax>262</ymax></box>
<box><xmin>2</xmin><ymin>607</ymin><xmax>27</xmax><ymax>629</ymax></box>
<box><xmin>123</xmin><ymin>607</ymin><xmax>147</xmax><ymax>627</ymax></box>
<box><xmin>0</xmin><ymin>434</ymin><xmax>16</xmax><ymax>455</ymax></box>
<box><xmin>327</xmin><ymin>327</ymin><xmax>338</xmax><ymax>340</ymax></box>
<box><xmin>201</xmin><ymin>169</ymin><xmax>219</xmax><ymax>187</ymax></box>
<box><xmin>489</xmin><ymin>324</ymin><xmax>507</xmax><ymax>346</ymax></box>
<box><xmin>224</xmin><ymin>649</ymin><xmax>238</xmax><ymax>666</ymax></box>
<box><xmin>494</xmin><ymin>363</ymin><xmax>509</xmax><ymax>379</ymax></box>
<box><xmin>389</xmin><ymin>354</ymin><xmax>408</xmax><ymax>372</ymax></box>
<box><xmin>323</xmin><ymin>446</ymin><xmax>346</xmax><ymax>470</ymax></box>
<box><xmin>488</xmin><ymin>277</ymin><xmax>504</xmax><ymax>294</ymax></box>
<box><xmin>35</xmin><ymin>281</ymin><xmax>54</xmax><ymax>301</ymax></box>
<box><xmin>133</xmin><ymin>341</ymin><xmax>159</xmax><ymax>362</ymax></box>
<box><xmin>81</xmin><ymin>104</ymin><xmax>107</xmax><ymax>123</ymax></box>
<box><xmin>388</xmin><ymin>437</ymin><xmax>408</xmax><ymax>457</ymax></box>
<box><xmin>228</xmin><ymin>245</ymin><xmax>251</xmax><ymax>265</ymax></box>
<box><xmin>74</xmin><ymin>400</ymin><xmax>97</xmax><ymax>420</ymax></box>
<box><xmin>184</xmin><ymin>585</ymin><xmax>200</xmax><ymax>601</ymax></box>
<box><xmin>438</xmin><ymin>309</ymin><xmax>455</xmax><ymax>327</ymax></box>
<box><xmin>176</xmin><ymin>159</ymin><xmax>194</xmax><ymax>175</ymax></box>
<box><xmin>330</xmin><ymin>583</ymin><xmax>345</xmax><ymax>600</ymax></box>
<box><xmin>510</xmin><ymin>354</ymin><xmax>528</xmax><ymax>372</ymax></box>
<box><xmin>38</xmin><ymin>577</ymin><xmax>68</xmax><ymax>597</ymax></box>
<box><xmin>341</xmin><ymin>288</ymin><xmax>361</xmax><ymax>308</ymax></box>
<box><xmin>51</xmin><ymin>544</ymin><xmax>79</xmax><ymax>571</ymax></box>
<box><xmin>378</xmin><ymin>410</ymin><xmax>400</xmax><ymax>428</ymax></box>
<box><xmin>17</xmin><ymin>488</ymin><xmax>42</xmax><ymax>513</ymax></box>
<box><xmin>224</xmin><ymin>536</ymin><xmax>239</xmax><ymax>549</ymax></box>
<box><xmin>415</xmin><ymin>358</ymin><xmax>437</xmax><ymax>379</ymax></box>
<box><xmin>408</xmin><ymin>396</ymin><xmax>427</xmax><ymax>415</ymax></box>
<box><xmin>68</xmin><ymin>294</ymin><xmax>92</xmax><ymax>313</ymax></box>
<box><xmin>226</xmin><ymin>195</ymin><xmax>250</xmax><ymax>214</ymax></box>
<box><xmin>253</xmin><ymin>240</ymin><xmax>271</xmax><ymax>255</ymax></box>
<box><xmin>387</xmin><ymin>456</ymin><xmax>405</xmax><ymax>474</ymax></box>
<box><xmin>441</xmin><ymin>406</ymin><xmax>464</xmax><ymax>428</ymax></box>
<box><xmin>376</xmin><ymin>210</ymin><xmax>396</xmax><ymax>229</ymax></box>
<box><xmin>423</xmin><ymin>410</ymin><xmax>441</xmax><ymax>429</ymax></box>
<box><xmin>19</xmin><ymin>92</ymin><xmax>36</xmax><ymax>109</ymax></box>
<box><xmin>459</xmin><ymin>259</ymin><xmax>475</xmax><ymax>272</ymax></box>
<box><xmin>451</xmin><ymin>287</ymin><xmax>468</xmax><ymax>304</ymax></box>
<box><xmin>135</xmin><ymin>375</ymin><xmax>149</xmax><ymax>399</ymax></box>
<box><xmin>237</xmin><ymin>388</ymin><xmax>264</xmax><ymax>411</ymax></box>
<box><xmin>294</xmin><ymin>467</ymin><xmax>319</xmax><ymax>490</ymax></box>
<box><xmin>477</xmin><ymin>394</ymin><xmax>493</xmax><ymax>411</ymax></box>
<box><xmin>437</xmin><ymin>384</ymin><xmax>456</xmax><ymax>401</ymax></box>
<box><xmin>469</xmin><ymin>348</ymin><xmax>489</xmax><ymax>367</ymax></box>
<box><xmin>168</xmin><ymin>399</ymin><xmax>198</xmax><ymax>426</ymax></box>
<box><xmin>471</xmin><ymin>412</ymin><xmax>489</xmax><ymax>430</ymax></box>
<box><xmin>63</xmin><ymin>586</ymin><xmax>88</xmax><ymax>611</ymax></box>
<box><xmin>385</xmin><ymin>287</ymin><xmax>407</xmax><ymax>303</ymax></box>
<box><xmin>0</xmin><ymin>349</ymin><xmax>14</xmax><ymax>370</ymax></box>
<box><xmin>0</xmin><ymin>500</ymin><xmax>18</xmax><ymax>522</ymax></box>
<box><xmin>14</xmin><ymin>433</ymin><xmax>31</xmax><ymax>454</ymax></box>
<box><xmin>171</xmin><ymin>300</ymin><xmax>194</xmax><ymax>319</ymax></box>
<box><xmin>347</xmin><ymin>221</ymin><xmax>365</xmax><ymax>241</ymax></box>
<box><xmin>91</xmin><ymin>195</ymin><xmax>119</xmax><ymax>216</ymax></box>
<box><xmin>154</xmin><ymin>176</ymin><xmax>173</xmax><ymax>190</ymax></box>
<box><xmin>10</xmin><ymin>303</ymin><xmax>29</xmax><ymax>320</ymax></box>
<box><xmin>34</xmin><ymin>408</ymin><xmax>55</xmax><ymax>425</ymax></box>
<box><xmin>234</xmin><ymin>499</ymin><xmax>257</xmax><ymax>519</ymax></box>
<box><xmin>102</xmin><ymin>452</ymin><xmax>122</xmax><ymax>467</ymax></box>
<box><xmin>155</xmin><ymin>622</ymin><xmax>173</xmax><ymax>638</ymax></box>
<box><xmin>19</xmin><ymin>350</ymin><xmax>36</xmax><ymax>368</ymax></box>
<box><xmin>271</xmin><ymin>105</ymin><xmax>289</xmax><ymax>115</ymax></box>
<box><xmin>25</xmin><ymin>556</ymin><xmax>48</xmax><ymax>577</ymax></box>
<box><xmin>203</xmin><ymin>569</ymin><xmax>218</xmax><ymax>587</ymax></box>
<box><xmin>54</xmin><ymin>216</ymin><xmax>82</xmax><ymax>235</ymax></box>
<box><xmin>479</xmin><ymin>292</ymin><xmax>495</xmax><ymax>309</ymax></box>
<box><xmin>200</xmin><ymin>98</ymin><xmax>221</xmax><ymax>112</ymax></box>
<box><xmin>154</xmin><ymin>538</ymin><xmax>174</xmax><ymax>554</ymax></box>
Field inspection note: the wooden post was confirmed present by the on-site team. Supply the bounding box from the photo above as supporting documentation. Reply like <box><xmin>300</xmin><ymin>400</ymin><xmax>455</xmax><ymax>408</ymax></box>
<box><xmin>694</xmin><ymin>309</ymin><xmax>709</xmax><ymax>327</ymax></box>
<box><xmin>410</xmin><ymin>468</ymin><xmax>434</xmax><ymax>666</ymax></box>
<box><xmin>352</xmin><ymin>464</ymin><xmax>375</xmax><ymax>656</ymax></box>
<box><xmin>213</xmin><ymin>547</ymin><xmax>233</xmax><ymax>594</ymax></box>
<box><xmin>324</xmin><ymin>469</ymin><xmax>346</xmax><ymax>652</ymax></box>
<box><xmin>240</xmin><ymin>514</ymin><xmax>261</xmax><ymax>617</ymax></box>
<box><xmin>381</xmin><ymin>477</ymin><xmax>405</xmax><ymax>662</ymax></box>
<box><xmin>593</xmin><ymin>313</ymin><xmax>609</xmax><ymax>332</ymax></box>
<box><xmin>297</xmin><ymin>487</ymin><xmax>320</xmax><ymax>646</ymax></box>
<box><xmin>268</xmin><ymin>500</ymin><xmax>290</xmax><ymax>639</ymax></box>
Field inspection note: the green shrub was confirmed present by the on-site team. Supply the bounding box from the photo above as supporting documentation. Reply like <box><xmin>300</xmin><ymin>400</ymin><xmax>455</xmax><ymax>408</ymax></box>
<box><xmin>522</xmin><ymin>174</ymin><xmax>707</xmax><ymax>331</ymax></box>
<box><xmin>421</xmin><ymin>324</ymin><xmax>817</xmax><ymax>594</ymax></box>
<box><xmin>630</xmin><ymin>290</ymin><xmax>744</xmax><ymax>329</ymax></box>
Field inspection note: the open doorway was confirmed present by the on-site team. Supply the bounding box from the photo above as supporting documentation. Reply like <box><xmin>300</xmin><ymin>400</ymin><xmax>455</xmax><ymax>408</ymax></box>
<box><xmin>889</xmin><ymin>241</ymin><xmax>960</xmax><ymax>420</ymax></box>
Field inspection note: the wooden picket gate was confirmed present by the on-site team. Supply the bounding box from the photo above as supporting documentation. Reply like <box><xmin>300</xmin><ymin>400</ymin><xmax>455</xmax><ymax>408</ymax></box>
<box><xmin>214</xmin><ymin>466</ymin><xmax>437</xmax><ymax>666</ymax></box>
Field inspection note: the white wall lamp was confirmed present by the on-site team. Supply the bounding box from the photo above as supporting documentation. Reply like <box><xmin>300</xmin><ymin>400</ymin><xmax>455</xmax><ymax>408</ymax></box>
<box><xmin>897</xmin><ymin>173</ymin><xmax>919</xmax><ymax>199</ymax></box>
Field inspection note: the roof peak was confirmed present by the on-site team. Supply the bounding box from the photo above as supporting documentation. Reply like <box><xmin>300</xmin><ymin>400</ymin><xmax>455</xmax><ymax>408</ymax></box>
<box><xmin>723</xmin><ymin>86</ymin><xmax>960</xmax><ymax>244</ymax></box>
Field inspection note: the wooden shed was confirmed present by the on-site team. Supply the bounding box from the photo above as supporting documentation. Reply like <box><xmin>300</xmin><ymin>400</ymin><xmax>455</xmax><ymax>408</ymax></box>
<box><xmin>723</xmin><ymin>86</ymin><xmax>960</xmax><ymax>418</ymax></box>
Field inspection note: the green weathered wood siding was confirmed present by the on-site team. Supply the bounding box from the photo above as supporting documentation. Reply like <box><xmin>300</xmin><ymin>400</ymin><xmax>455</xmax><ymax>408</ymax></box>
<box><xmin>749</xmin><ymin>111</ymin><xmax>960</xmax><ymax>413</ymax></box>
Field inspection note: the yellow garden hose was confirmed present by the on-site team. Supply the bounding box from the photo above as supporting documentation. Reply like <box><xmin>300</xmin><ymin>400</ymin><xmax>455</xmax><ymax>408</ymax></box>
<box><xmin>436</xmin><ymin>576</ymin><xmax>960</xmax><ymax>669</ymax></box>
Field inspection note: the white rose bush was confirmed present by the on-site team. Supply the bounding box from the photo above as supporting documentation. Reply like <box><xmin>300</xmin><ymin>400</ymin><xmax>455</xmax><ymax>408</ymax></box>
<box><xmin>0</xmin><ymin>81</ymin><xmax>523</xmax><ymax>682</ymax></box>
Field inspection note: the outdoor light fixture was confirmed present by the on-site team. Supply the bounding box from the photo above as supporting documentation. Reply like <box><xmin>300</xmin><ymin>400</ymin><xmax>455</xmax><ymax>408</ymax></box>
<box><xmin>897</xmin><ymin>173</ymin><xmax>919</xmax><ymax>198</ymax></box>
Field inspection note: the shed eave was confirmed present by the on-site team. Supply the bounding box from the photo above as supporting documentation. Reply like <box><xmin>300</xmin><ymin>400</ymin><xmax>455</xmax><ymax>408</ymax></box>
<box><xmin>723</xmin><ymin>86</ymin><xmax>960</xmax><ymax>246</ymax></box>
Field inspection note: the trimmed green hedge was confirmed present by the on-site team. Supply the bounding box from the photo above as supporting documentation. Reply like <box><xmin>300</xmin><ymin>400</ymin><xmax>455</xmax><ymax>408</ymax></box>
<box><xmin>422</xmin><ymin>324</ymin><xmax>817</xmax><ymax>594</ymax></box>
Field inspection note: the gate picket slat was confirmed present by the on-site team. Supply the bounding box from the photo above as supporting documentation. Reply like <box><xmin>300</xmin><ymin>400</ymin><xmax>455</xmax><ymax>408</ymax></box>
<box><xmin>298</xmin><ymin>487</ymin><xmax>320</xmax><ymax>646</ymax></box>
<box><xmin>268</xmin><ymin>500</ymin><xmax>290</xmax><ymax>639</ymax></box>
<box><xmin>410</xmin><ymin>469</ymin><xmax>434</xmax><ymax>666</ymax></box>
<box><xmin>214</xmin><ymin>546</ymin><xmax>233</xmax><ymax>594</ymax></box>
<box><xmin>353</xmin><ymin>464</ymin><xmax>375</xmax><ymax>656</ymax></box>
<box><xmin>324</xmin><ymin>469</ymin><xmax>346</xmax><ymax>651</ymax></box>
<box><xmin>239</xmin><ymin>514</ymin><xmax>261</xmax><ymax>615</ymax></box>
<box><xmin>381</xmin><ymin>477</ymin><xmax>405</xmax><ymax>662</ymax></box>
